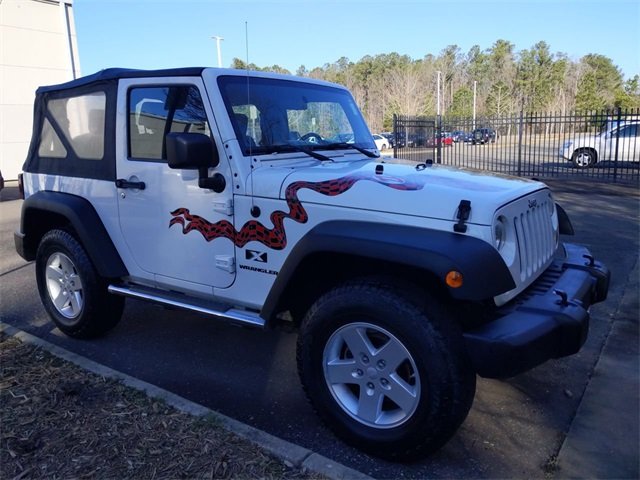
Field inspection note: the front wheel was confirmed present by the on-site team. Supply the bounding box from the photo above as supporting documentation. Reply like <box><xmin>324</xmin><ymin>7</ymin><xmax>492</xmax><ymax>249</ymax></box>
<box><xmin>572</xmin><ymin>149</ymin><xmax>597</xmax><ymax>168</ymax></box>
<box><xmin>297</xmin><ymin>280</ymin><xmax>476</xmax><ymax>460</ymax></box>
<box><xmin>36</xmin><ymin>229</ymin><xmax>124</xmax><ymax>338</ymax></box>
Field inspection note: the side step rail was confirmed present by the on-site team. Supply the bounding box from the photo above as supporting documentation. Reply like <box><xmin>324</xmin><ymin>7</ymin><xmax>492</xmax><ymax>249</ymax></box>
<box><xmin>108</xmin><ymin>284</ymin><xmax>265</xmax><ymax>328</ymax></box>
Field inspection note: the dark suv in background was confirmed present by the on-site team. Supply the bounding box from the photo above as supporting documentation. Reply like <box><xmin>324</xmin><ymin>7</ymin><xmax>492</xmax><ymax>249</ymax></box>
<box><xmin>471</xmin><ymin>127</ymin><xmax>497</xmax><ymax>145</ymax></box>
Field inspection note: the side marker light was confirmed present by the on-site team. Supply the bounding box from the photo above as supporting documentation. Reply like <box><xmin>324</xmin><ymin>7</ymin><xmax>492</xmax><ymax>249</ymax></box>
<box><xmin>446</xmin><ymin>271</ymin><xmax>463</xmax><ymax>288</ymax></box>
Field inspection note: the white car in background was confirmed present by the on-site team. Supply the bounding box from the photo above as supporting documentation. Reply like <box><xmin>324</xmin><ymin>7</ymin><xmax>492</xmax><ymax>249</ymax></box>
<box><xmin>560</xmin><ymin>120</ymin><xmax>639</xmax><ymax>168</ymax></box>
<box><xmin>372</xmin><ymin>134</ymin><xmax>389</xmax><ymax>150</ymax></box>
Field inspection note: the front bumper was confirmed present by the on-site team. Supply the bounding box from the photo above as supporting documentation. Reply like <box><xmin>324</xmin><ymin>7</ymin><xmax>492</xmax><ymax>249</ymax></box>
<box><xmin>559</xmin><ymin>147</ymin><xmax>572</xmax><ymax>160</ymax></box>
<box><xmin>464</xmin><ymin>243</ymin><xmax>610</xmax><ymax>378</ymax></box>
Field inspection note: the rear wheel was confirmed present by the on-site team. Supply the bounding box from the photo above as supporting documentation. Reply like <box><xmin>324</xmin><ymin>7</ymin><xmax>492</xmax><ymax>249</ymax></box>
<box><xmin>297</xmin><ymin>280</ymin><xmax>476</xmax><ymax>460</ymax></box>
<box><xmin>36</xmin><ymin>229</ymin><xmax>124</xmax><ymax>338</ymax></box>
<box><xmin>572</xmin><ymin>148</ymin><xmax>596</xmax><ymax>168</ymax></box>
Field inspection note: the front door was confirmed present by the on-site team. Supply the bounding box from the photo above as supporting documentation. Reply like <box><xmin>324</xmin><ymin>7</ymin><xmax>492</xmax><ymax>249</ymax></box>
<box><xmin>617</xmin><ymin>123</ymin><xmax>639</xmax><ymax>161</ymax></box>
<box><xmin>116</xmin><ymin>78</ymin><xmax>235</xmax><ymax>292</ymax></box>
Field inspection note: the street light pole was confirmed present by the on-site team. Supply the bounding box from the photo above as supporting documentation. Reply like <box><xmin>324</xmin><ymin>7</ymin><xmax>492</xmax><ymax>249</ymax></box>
<box><xmin>212</xmin><ymin>36</ymin><xmax>224</xmax><ymax>67</ymax></box>
<box><xmin>436</xmin><ymin>70</ymin><xmax>442</xmax><ymax>164</ymax></box>
<box><xmin>473</xmin><ymin>80</ymin><xmax>477</xmax><ymax>130</ymax></box>
<box><xmin>436</xmin><ymin>70</ymin><xmax>441</xmax><ymax>116</ymax></box>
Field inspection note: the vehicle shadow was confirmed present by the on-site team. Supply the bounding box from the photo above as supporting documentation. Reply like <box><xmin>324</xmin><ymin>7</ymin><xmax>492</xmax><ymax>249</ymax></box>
<box><xmin>0</xmin><ymin>186</ymin><xmax>21</xmax><ymax>202</ymax></box>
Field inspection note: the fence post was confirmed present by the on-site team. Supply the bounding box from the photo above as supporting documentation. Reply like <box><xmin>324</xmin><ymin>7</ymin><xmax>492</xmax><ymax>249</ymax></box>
<box><xmin>613</xmin><ymin>107</ymin><xmax>622</xmax><ymax>183</ymax></box>
<box><xmin>436</xmin><ymin>114</ymin><xmax>442</xmax><ymax>164</ymax></box>
<box><xmin>517</xmin><ymin>109</ymin><xmax>524</xmax><ymax>177</ymax></box>
<box><xmin>393</xmin><ymin>114</ymin><xmax>398</xmax><ymax>159</ymax></box>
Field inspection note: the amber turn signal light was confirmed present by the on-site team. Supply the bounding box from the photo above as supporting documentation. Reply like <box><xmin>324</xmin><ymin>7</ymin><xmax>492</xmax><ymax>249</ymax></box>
<box><xmin>445</xmin><ymin>270</ymin><xmax>463</xmax><ymax>288</ymax></box>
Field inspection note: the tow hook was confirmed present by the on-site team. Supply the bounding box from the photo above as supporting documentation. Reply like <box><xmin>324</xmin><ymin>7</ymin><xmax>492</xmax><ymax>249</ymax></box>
<box><xmin>583</xmin><ymin>254</ymin><xmax>595</xmax><ymax>267</ymax></box>
<box><xmin>554</xmin><ymin>289</ymin><xmax>569</xmax><ymax>306</ymax></box>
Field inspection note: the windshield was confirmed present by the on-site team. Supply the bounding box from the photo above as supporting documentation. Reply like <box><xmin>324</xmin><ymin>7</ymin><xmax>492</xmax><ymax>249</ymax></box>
<box><xmin>218</xmin><ymin>76</ymin><xmax>375</xmax><ymax>157</ymax></box>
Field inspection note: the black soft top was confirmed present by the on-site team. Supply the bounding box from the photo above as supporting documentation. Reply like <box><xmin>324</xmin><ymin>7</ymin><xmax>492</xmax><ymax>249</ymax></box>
<box><xmin>37</xmin><ymin>67</ymin><xmax>207</xmax><ymax>93</ymax></box>
<box><xmin>26</xmin><ymin>67</ymin><xmax>204</xmax><ymax>180</ymax></box>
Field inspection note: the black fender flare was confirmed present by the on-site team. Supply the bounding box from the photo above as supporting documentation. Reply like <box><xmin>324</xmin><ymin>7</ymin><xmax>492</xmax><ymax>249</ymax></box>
<box><xmin>261</xmin><ymin>220</ymin><xmax>515</xmax><ymax>320</ymax></box>
<box><xmin>19</xmin><ymin>191</ymin><xmax>128</xmax><ymax>278</ymax></box>
<box><xmin>556</xmin><ymin>203</ymin><xmax>574</xmax><ymax>235</ymax></box>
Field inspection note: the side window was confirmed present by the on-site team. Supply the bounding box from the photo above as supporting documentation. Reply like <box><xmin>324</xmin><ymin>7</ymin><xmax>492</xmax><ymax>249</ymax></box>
<box><xmin>128</xmin><ymin>85</ymin><xmax>210</xmax><ymax>160</ymax></box>
<box><xmin>38</xmin><ymin>119</ymin><xmax>67</xmax><ymax>158</ymax></box>
<box><xmin>619</xmin><ymin>124</ymin><xmax>638</xmax><ymax>138</ymax></box>
<box><xmin>38</xmin><ymin>92</ymin><xmax>106</xmax><ymax>160</ymax></box>
<box><xmin>231</xmin><ymin>104</ymin><xmax>261</xmax><ymax>149</ymax></box>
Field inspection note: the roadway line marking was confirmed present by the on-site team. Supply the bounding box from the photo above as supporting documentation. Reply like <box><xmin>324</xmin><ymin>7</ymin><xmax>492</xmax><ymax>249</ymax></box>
<box><xmin>0</xmin><ymin>321</ymin><xmax>372</xmax><ymax>480</ymax></box>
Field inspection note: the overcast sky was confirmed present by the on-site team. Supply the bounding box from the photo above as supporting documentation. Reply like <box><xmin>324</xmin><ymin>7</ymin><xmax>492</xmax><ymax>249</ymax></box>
<box><xmin>74</xmin><ymin>0</ymin><xmax>640</xmax><ymax>79</ymax></box>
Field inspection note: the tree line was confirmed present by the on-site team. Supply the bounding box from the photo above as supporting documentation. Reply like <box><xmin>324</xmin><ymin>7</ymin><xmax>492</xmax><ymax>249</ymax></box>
<box><xmin>231</xmin><ymin>39</ymin><xmax>640</xmax><ymax>132</ymax></box>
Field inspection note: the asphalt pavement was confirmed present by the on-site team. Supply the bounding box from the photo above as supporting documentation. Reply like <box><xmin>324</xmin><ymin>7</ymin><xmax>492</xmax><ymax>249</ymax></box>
<box><xmin>1</xmin><ymin>180</ymin><xmax>638</xmax><ymax>479</ymax></box>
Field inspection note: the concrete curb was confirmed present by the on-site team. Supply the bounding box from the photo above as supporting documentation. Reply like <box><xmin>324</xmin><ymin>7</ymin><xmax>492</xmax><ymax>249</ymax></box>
<box><xmin>555</xmin><ymin>257</ymin><xmax>639</xmax><ymax>478</ymax></box>
<box><xmin>0</xmin><ymin>322</ymin><xmax>372</xmax><ymax>480</ymax></box>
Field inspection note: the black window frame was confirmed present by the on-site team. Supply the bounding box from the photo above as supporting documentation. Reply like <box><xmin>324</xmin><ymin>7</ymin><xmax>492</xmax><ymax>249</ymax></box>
<box><xmin>126</xmin><ymin>83</ymin><xmax>211</xmax><ymax>163</ymax></box>
<box><xmin>24</xmin><ymin>82</ymin><xmax>117</xmax><ymax>181</ymax></box>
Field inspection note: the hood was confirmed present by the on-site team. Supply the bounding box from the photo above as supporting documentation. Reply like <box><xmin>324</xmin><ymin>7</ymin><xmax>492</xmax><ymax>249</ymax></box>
<box><xmin>250</xmin><ymin>160</ymin><xmax>545</xmax><ymax>226</ymax></box>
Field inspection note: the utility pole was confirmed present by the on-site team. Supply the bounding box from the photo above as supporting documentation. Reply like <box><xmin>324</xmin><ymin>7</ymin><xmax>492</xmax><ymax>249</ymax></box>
<box><xmin>212</xmin><ymin>36</ymin><xmax>224</xmax><ymax>67</ymax></box>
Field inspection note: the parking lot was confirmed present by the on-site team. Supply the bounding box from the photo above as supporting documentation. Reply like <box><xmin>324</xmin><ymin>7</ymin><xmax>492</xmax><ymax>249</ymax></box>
<box><xmin>1</xmin><ymin>181</ymin><xmax>638</xmax><ymax>478</ymax></box>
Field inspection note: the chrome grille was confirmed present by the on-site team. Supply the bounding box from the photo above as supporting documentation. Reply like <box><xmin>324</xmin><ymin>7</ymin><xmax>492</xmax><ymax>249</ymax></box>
<box><xmin>514</xmin><ymin>198</ymin><xmax>555</xmax><ymax>283</ymax></box>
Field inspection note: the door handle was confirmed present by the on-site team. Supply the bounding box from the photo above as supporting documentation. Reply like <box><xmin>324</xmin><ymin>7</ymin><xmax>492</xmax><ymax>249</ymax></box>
<box><xmin>116</xmin><ymin>179</ymin><xmax>146</xmax><ymax>190</ymax></box>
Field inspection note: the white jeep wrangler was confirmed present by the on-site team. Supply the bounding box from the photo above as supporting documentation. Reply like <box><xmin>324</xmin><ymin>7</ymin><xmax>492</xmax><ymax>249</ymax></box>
<box><xmin>15</xmin><ymin>67</ymin><xmax>609</xmax><ymax>460</ymax></box>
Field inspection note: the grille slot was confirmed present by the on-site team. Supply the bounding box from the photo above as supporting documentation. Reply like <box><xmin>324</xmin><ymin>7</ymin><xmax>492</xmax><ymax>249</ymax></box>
<box><xmin>514</xmin><ymin>199</ymin><xmax>556</xmax><ymax>284</ymax></box>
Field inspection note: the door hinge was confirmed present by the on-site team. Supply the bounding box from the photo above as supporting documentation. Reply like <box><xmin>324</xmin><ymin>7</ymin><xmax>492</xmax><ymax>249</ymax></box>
<box><xmin>213</xmin><ymin>199</ymin><xmax>234</xmax><ymax>216</ymax></box>
<box><xmin>215</xmin><ymin>255</ymin><xmax>235</xmax><ymax>273</ymax></box>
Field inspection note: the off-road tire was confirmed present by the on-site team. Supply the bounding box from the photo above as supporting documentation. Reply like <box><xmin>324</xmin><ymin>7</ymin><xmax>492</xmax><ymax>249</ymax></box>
<box><xmin>297</xmin><ymin>279</ymin><xmax>476</xmax><ymax>461</ymax></box>
<box><xmin>35</xmin><ymin>229</ymin><xmax>124</xmax><ymax>338</ymax></box>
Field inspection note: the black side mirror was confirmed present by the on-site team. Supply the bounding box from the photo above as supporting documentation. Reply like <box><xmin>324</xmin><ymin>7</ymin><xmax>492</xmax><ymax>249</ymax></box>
<box><xmin>166</xmin><ymin>133</ymin><xmax>219</xmax><ymax>170</ymax></box>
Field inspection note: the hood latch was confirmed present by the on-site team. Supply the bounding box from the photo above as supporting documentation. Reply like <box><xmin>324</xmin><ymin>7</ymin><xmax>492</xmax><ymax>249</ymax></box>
<box><xmin>454</xmin><ymin>200</ymin><xmax>471</xmax><ymax>233</ymax></box>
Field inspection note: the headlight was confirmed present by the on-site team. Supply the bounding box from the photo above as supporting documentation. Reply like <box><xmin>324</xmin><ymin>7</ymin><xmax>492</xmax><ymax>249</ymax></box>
<box><xmin>563</xmin><ymin>140</ymin><xmax>573</xmax><ymax>148</ymax></box>
<box><xmin>494</xmin><ymin>216</ymin><xmax>507</xmax><ymax>250</ymax></box>
<box><xmin>551</xmin><ymin>204</ymin><xmax>560</xmax><ymax>245</ymax></box>
<box><xmin>492</xmin><ymin>214</ymin><xmax>516</xmax><ymax>266</ymax></box>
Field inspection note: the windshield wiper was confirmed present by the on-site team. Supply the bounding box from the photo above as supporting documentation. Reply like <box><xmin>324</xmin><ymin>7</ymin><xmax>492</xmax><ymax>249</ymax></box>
<box><xmin>322</xmin><ymin>142</ymin><xmax>380</xmax><ymax>158</ymax></box>
<box><xmin>261</xmin><ymin>145</ymin><xmax>333</xmax><ymax>162</ymax></box>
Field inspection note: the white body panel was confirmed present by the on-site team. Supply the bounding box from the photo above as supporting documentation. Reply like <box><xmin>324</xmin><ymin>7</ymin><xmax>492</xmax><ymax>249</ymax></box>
<box><xmin>115</xmin><ymin>77</ymin><xmax>236</xmax><ymax>294</ymax></box>
<box><xmin>22</xmin><ymin>173</ymin><xmax>148</xmax><ymax>283</ymax></box>
<box><xmin>214</xmin><ymin>190</ymin><xmax>492</xmax><ymax>310</ymax></box>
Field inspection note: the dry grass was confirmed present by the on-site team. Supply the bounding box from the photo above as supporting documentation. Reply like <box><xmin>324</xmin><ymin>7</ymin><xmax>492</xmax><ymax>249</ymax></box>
<box><xmin>0</xmin><ymin>333</ymin><xmax>322</xmax><ymax>479</ymax></box>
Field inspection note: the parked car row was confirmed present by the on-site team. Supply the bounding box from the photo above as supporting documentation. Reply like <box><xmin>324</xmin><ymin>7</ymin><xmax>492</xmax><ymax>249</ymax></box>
<box><xmin>377</xmin><ymin>128</ymin><xmax>498</xmax><ymax>148</ymax></box>
<box><xmin>447</xmin><ymin>128</ymin><xmax>498</xmax><ymax>144</ymax></box>
<box><xmin>470</xmin><ymin>128</ymin><xmax>498</xmax><ymax>144</ymax></box>
<box><xmin>372</xmin><ymin>134</ymin><xmax>390</xmax><ymax>150</ymax></box>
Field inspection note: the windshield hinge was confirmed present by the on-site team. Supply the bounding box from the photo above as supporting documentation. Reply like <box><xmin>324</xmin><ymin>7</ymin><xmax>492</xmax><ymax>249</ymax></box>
<box><xmin>454</xmin><ymin>200</ymin><xmax>471</xmax><ymax>233</ymax></box>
